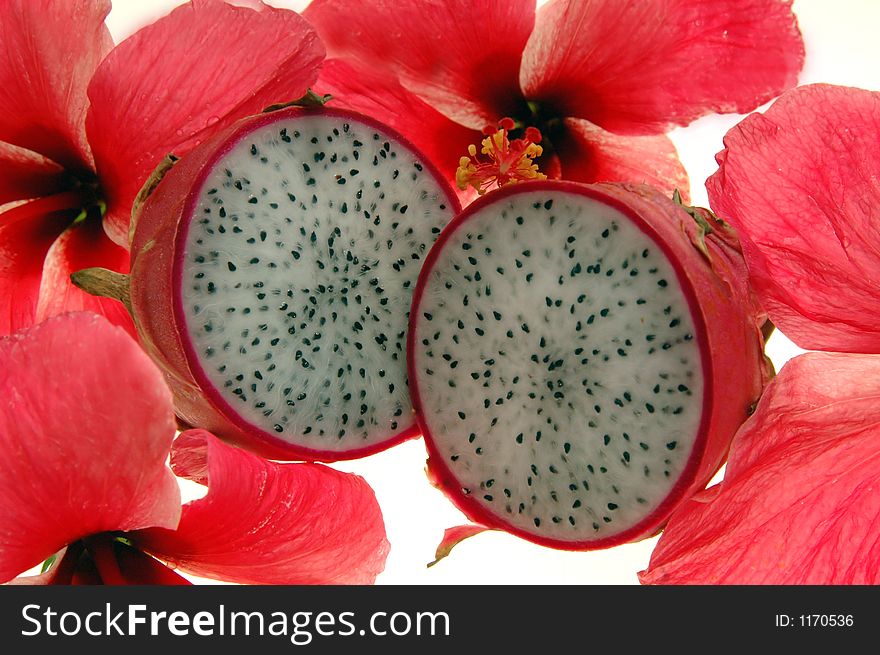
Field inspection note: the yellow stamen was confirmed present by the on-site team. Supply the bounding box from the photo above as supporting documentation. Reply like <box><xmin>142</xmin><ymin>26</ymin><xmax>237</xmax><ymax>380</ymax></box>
<box><xmin>456</xmin><ymin>122</ymin><xmax>547</xmax><ymax>195</ymax></box>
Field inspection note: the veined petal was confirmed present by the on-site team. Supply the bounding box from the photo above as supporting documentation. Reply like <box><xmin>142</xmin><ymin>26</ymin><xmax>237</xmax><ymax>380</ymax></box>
<box><xmin>305</xmin><ymin>0</ymin><xmax>536</xmax><ymax>130</ymax></box>
<box><xmin>522</xmin><ymin>0</ymin><xmax>803</xmax><ymax>135</ymax></box>
<box><xmin>0</xmin><ymin>313</ymin><xmax>180</xmax><ymax>583</ymax></box>
<box><xmin>641</xmin><ymin>352</ymin><xmax>880</xmax><ymax>585</ymax></box>
<box><xmin>556</xmin><ymin>118</ymin><xmax>690</xmax><ymax>197</ymax></box>
<box><xmin>0</xmin><ymin>0</ymin><xmax>112</xmax><ymax>170</ymax></box>
<box><xmin>36</xmin><ymin>218</ymin><xmax>135</xmax><ymax>338</ymax></box>
<box><xmin>317</xmin><ymin>58</ymin><xmax>479</xmax><ymax>200</ymax></box>
<box><xmin>707</xmin><ymin>84</ymin><xmax>880</xmax><ymax>353</ymax></box>
<box><xmin>0</xmin><ymin>194</ymin><xmax>79</xmax><ymax>335</ymax></box>
<box><xmin>86</xmin><ymin>0</ymin><xmax>325</xmax><ymax>245</ymax></box>
<box><xmin>0</xmin><ymin>143</ymin><xmax>68</xmax><ymax>205</ymax></box>
<box><xmin>134</xmin><ymin>430</ymin><xmax>390</xmax><ymax>585</ymax></box>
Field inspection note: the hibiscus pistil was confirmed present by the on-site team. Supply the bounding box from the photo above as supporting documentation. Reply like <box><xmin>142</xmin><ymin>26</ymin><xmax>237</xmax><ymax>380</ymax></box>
<box><xmin>456</xmin><ymin>118</ymin><xmax>547</xmax><ymax>194</ymax></box>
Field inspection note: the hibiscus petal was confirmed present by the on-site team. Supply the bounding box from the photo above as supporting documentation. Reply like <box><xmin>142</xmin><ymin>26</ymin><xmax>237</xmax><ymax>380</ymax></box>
<box><xmin>0</xmin><ymin>312</ymin><xmax>180</xmax><ymax>583</ymax></box>
<box><xmin>641</xmin><ymin>352</ymin><xmax>880</xmax><ymax>585</ymax></box>
<box><xmin>0</xmin><ymin>143</ymin><xmax>68</xmax><ymax>205</ymax></box>
<box><xmin>305</xmin><ymin>0</ymin><xmax>536</xmax><ymax>130</ymax></box>
<box><xmin>522</xmin><ymin>0</ymin><xmax>803</xmax><ymax>135</ymax></box>
<box><xmin>36</xmin><ymin>217</ymin><xmax>135</xmax><ymax>338</ymax></box>
<box><xmin>317</xmin><ymin>59</ymin><xmax>479</xmax><ymax>198</ymax></box>
<box><xmin>707</xmin><ymin>84</ymin><xmax>880</xmax><ymax>353</ymax></box>
<box><xmin>0</xmin><ymin>0</ymin><xmax>112</xmax><ymax>170</ymax></box>
<box><xmin>134</xmin><ymin>430</ymin><xmax>390</xmax><ymax>585</ymax></box>
<box><xmin>0</xmin><ymin>193</ymin><xmax>81</xmax><ymax>335</ymax></box>
<box><xmin>556</xmin><ymin>118</ymin><xmax>690</xmax><ymax>197</ymax></box>
<box><xmin>86</xmin><ymin>0</ymin><xmax>325</xmax><ymax>245</ymax></box>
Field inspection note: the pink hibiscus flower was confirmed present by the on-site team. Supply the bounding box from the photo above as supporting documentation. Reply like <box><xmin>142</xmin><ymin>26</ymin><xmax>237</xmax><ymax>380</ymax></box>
<box><xmin>0</xmin><ymin>0</ymin><xmax>325</xmax><ymax>337</ymax></box>
<box><xmin>304</xmin><ymin>0</ymin><xmax>805</xmax><ymax>199</ymax></box>
<box><xmin>641</xmin><ymin>84</ymin><xmax>880</xmax><ymax>584</ymax></box>
<box><xmin>1</xmin><ymin>312</ymin><xmax>389</xmax><ymax>585</ymax></box>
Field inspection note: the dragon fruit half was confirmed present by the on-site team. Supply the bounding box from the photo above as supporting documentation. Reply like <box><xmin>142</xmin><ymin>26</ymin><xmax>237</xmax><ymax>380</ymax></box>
<box><xmin>408</xmin><ymin>181</ymin><xmax>769</xmax><ymax>549</ymax></box>
<box><xmin>77</xmin><ymin>105</ymin><xmax>459</xmax><ymax>461</ymax></box>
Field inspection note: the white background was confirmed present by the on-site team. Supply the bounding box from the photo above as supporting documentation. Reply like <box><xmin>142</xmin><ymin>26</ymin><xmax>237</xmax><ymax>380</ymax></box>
<box><xmin>103</xmin><ymin>0</ymin><xmax>879</xmax><ymax>584</ymax></box>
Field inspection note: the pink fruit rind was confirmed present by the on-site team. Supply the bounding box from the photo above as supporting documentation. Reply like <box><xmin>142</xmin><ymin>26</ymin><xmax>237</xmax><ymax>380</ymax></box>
<box><xmin>408</xmin><ymin>180</ymin><xmax>768</xmax><ymax>549</ymax></box>
<box><xmin>129</xmin><ymin>105</ymin><xmax>461</xmax><ymax>462</ymax></box>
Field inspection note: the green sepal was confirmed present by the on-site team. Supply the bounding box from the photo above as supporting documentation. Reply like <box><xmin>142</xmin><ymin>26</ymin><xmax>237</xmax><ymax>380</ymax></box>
<box><xmin>673</xmin><ymin>188</ymin><xmax>719</xmax><ymax>260</ymax></box>
<box><xmin>40</xmin><ymin>554</ymin><xmax>57</xmax><ymax>574</ymax></box>
<box><xmin>262</xmin><ymin>88</ymin><xmax>333</xmax><ymax>114</ymax></box>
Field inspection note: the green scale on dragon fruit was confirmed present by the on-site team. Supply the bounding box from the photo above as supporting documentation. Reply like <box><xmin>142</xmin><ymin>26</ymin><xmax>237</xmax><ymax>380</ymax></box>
<box><xmin>408</xmin><ymin>181</ymin><xmax>768</xmax><ymax>549</ymax></box>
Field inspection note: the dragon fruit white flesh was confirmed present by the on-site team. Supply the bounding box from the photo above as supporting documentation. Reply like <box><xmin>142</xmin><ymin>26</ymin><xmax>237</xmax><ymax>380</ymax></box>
<box><xmin>408</xmin><ymin>181</ymin><xmax>768</xmax><ymax>548</ymax></box>
<box><xmin>85</xmin><ymin>106</ymin><xmax>459</xmax><ymax>461</ymax></box>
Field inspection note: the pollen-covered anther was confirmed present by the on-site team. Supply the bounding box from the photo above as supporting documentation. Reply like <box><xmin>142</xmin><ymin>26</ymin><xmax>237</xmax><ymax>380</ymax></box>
<box><xmin>456</xmin><ymin>120</ymin><xmax>547</xmax><ymax>195</ymax></box>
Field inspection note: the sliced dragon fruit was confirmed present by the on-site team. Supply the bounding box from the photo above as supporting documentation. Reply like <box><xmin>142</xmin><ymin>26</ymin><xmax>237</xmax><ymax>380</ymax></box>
<box><xmin>408</xmin><ymin>181</ymin><xmax>768</xmax><ymax>549</ymax></box>
<box><xmin>87</xmin><ymin>106</ymin><xmax>459</xmax><ymax>461</ymax></box>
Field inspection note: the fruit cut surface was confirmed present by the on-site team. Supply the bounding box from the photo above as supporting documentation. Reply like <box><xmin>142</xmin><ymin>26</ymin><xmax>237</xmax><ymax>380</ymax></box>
<box><xmin>176</xmin><ymin>110</ymin><xmax>456</xmax><ymax>459</ymax></box>
<box><xmin>410</xmin><ymin>183</ymin><xmax>710</xmax><ymax>547</ymax></box>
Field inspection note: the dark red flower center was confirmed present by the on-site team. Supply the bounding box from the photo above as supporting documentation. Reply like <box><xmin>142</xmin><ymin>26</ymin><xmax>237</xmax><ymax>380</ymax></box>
<box><xmin>510</xmin><ymin>99</ymin><xmax>566</xmax><ymax>171</ymax></box>
<box><xmin>520</xmin><ymin>100</ymin><xmax>566</xmax><ymax>148</ymax></box>
<box><xmin>45</xmin><ymin>534</ymin><xmax>188</xmax><ymax>585</ymax></box>
<box><xmin>57</xmin><ymin>168</ymin><xmax>106</xmax><ymax>226</ymax></box>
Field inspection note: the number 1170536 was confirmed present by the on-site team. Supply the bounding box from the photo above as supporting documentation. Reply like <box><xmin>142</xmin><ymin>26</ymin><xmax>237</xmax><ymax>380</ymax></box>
<box><xmin>775</xmin><ymin>614</ymin><xmax>854</xmax><ymax>628</ymax></box>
